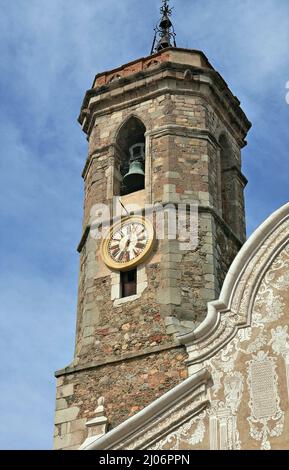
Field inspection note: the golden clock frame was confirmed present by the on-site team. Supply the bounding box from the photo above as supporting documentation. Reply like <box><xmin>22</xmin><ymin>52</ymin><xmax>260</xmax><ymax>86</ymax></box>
<box><xmin>100</xmin><ymin>216</ymin><xmax>155</xmax><ymax>271</ymax></box>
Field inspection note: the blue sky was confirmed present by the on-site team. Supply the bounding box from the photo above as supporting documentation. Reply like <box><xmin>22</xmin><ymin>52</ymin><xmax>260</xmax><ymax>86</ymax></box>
<box><xmin>0</xmin><ymin>0</ymin><xmax>288</xmax><ymax>449</ymax></box>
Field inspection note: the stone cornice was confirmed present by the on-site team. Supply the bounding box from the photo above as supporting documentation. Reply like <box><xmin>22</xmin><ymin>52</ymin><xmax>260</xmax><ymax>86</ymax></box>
<box><xmin>91</xmin><ymin>47</ymin><xmax>214</xmax><ymax>88</ymax></box>
<box><xmin>222</xmin><ymin>165</ymin><xmax>248</xmax><ymax>187</ymax></box>
<box><xmin>79</xmin><ymin>60</ymin><xmax>251</xmax><ymax>146</ymax></box>
<box><xmin>80</xmin><ymin>53</ymin><xmax>242</xmax><ymax>121</ymax></box>
<box><xmin>76</xmin><ymin>204</ymin><xmax>244</xmax><ymax>254</ymax></box>
<box><xmin>146</xmin><ymin>124</ymin><xmax>220</xmax><ymax>148</ymax></box>
<box><xmin>199</xmin><ymin>205</ymin><xmax>244</xmax><ymax>247</ymax></box>
<box><xmin>77</xmin><ymin>225</ymin><xmax>90</xmax><ymax>253</ymax></box>
<box><xmin>81</xmin><ymin>144</ymin><xmax>112</xmax><ymax>179</ymax></box>
<box><xmin>78</xmin><ymin>126</ymin><xmax>246</xmax><ymax>251</ymax></box>
<box><xmin>55</xmin><ymin>342</ymin><xmax>182</xmax><ymax>377</ymax></box>
<box><xmin>81</xmin><ymin>126</ymin><xmax>220</xmax><ymax>182</ymax></box>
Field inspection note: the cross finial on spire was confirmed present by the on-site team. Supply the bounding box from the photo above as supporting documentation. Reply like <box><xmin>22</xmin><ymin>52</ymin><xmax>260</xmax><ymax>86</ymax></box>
<box><xmin>151</xmin><ymin>0</ymin><xmax>177</xmax><ymax>55</ymax></box>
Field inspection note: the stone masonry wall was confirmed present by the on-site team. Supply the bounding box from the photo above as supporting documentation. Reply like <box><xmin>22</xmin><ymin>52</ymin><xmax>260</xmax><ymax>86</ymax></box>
<box><xmin>54</xmin><ymin>347</ymin><xmax>188</xmax><ymax>450</ymax></box>
<box><xmin>75</xmin><ymin>247</ymin><xmax>178</xmax><ymax>365</ymax></box>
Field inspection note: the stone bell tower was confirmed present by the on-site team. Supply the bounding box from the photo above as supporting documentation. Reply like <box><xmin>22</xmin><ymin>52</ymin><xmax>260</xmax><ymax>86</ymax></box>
<box><xmin>54</xmin><ymin>0</ymin><xmax>251</xmax><ymax>450</ymax></box>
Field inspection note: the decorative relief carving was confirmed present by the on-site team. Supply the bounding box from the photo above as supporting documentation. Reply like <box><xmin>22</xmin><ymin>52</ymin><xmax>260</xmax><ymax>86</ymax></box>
<box><xmin>236</xmin><ymin>223</ymin><xmax>289</xmax><ymax>321</ymax></box>
<box><xmin>186</xmin><ymin>221</ymin><xmax>289</xmax><ymax>365</ymax></box>
<box><xmin>270</xmin><ymin>326</ymin><xmax>289</xmax><ymax>355</ymax></box>
<box><xmin>202</xmin><ymin>243</ymin><xmax>289</xmax><ymax>450</ymax></box>
<box><xmin>224</xmin><ymin>372</ymin><xmax>243</xmax><ymax>414</ymax></box>
<box><xmin>206</xmin><ymin>341</ymin><xmax>243</xmax><ymax>450</ymax></box>
<box><xmin>188</xmin><ymin>323</ymin><xmax>234</xmax><ymax>362</ymax></box>
<box><xmin>150</xmin><ymin>412</ymin><xmax>206</xmax><ymax>450</ymax></box>
<box><xmin>253</xmin><ymin>246</ymin><xmax>289</xmax><ymax>325</ymax></box>
<box><xmin>270</xmin><ymin>326</ymin><xmax>289</xmax><ymax>404</ymax></box>
<box><xmin>207</xmin><ymin>400</ymin><xmax>241</xmax><ymax>450</ymax></box>
<box><xmin>120</xmin><ymin>386</ymin><xmax>210</xmax><ymax>450</ymax></box>
<box><xmin>211</xmin><ymin>369</ymin><xmax>223</xmax><ymax>397</ymax></box>
<box><xmin>240</xmin><ymin>331</ymin><xmax>268</xmax><ymax>355</ymax></box>
<box><xmin>247</xmin><ymin>351</ymin><xmax>284</xmax><ymax>450</ymax></box>
<box><xmin>248</xmin><ymin>352</ymin><xmax>277</xmax><ymax>418</ymax></box>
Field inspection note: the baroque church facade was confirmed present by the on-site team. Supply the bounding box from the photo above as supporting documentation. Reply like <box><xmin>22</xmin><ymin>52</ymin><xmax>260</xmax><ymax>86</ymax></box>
<box><xmin>54</xmin><ymin>1</ymin><xmax>289</xmax><ymax>450</ymax></box>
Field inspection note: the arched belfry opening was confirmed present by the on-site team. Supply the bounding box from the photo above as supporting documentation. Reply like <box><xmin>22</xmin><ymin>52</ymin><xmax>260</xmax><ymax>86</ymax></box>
<box><xmin>115</xmin><ymin>117</ymin><xmax>146</xmax><ymax>196</ymax></box>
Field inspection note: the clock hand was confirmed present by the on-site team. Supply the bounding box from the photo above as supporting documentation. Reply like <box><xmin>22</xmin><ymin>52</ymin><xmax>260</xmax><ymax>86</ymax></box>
<box><xmin>124</xmin><ymin>239</ymin><xmax>130</xmax><ymax>249</ymax></box>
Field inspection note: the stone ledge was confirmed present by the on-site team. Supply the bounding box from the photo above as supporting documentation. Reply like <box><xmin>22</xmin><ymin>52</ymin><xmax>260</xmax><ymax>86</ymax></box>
<box><xmin>91</xmin><ymin>48</ymin><xmax>213</xmax><ymax>87</ymax></box>
<box><xmin>81</xmin><ymin>60</ymin><xmax>239</xmax><ymax>120</ymax></box>
<box><xmin>77</xmin><ymin>225</ymin><xmax>91</xmax><ymax>253</ymax></box>
<box><xmin>222</xmin><ymin>164</ymin><xmax>248</xmax><ymax>187</ymax></box>
<box><xmin>79</xmin><ymin>59</ymin><xmax>251</xmax><ymax>143</ymax></box>
<box><xmin>146</xmin><ymin>124</ymin><xmax>220</xmax><ymax>147</ymax></box>
<box><xmin>75</xmin><ymin>204</ymin><xmax>244</xmax><ymax>255</ymax></box>
<box><xmin>81</xmin><ymin>144</ymin><xmax>113</xmax><ymax>179</ymax></box>
<box><xmin>83</xmin><ymin>84</ymin><xmax>250</xmax><ymax>146</ymax></box>
<box><xmin>113</xmin><ymin>293</ymin><xmax>141</xmax><ymax>306</ymax></box>
<box><xmin>199</xmin><ymin>205</ymin><xmax>245</xmax><ymax>247</ymax></box>
<box><xmin>55</xmin><ymin>342</ymin><xmax>183</xmax><ymax>377</ymax></box>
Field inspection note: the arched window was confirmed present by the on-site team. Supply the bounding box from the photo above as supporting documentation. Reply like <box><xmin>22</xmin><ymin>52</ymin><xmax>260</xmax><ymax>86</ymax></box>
<box><xmin>115</xmin><ymin>117</ymin><xmax>146</xmax><ymax>196</ymax></box>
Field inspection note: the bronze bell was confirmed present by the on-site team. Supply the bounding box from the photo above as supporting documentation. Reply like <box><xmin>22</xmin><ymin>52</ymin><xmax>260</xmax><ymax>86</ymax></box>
<box><xmin>159</xmin><ymin>14</ymin><xmax>172</xmax><ymax>30</ymax></box>
<box><xmin>123</xmin><ymin>143</ymin><xmax>145</xmax><ymax>193</ymax></box>
<box><xmin>158</xmin><ymin>33</ymin><xmax>171</xmax><ymax>50</ymax></box>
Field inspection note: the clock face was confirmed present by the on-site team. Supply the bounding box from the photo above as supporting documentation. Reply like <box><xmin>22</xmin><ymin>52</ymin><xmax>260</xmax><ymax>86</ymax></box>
<box><xmin>108</xmin><ymin>222</ymin><xmax>148</xmax><ymax>263</ymax></box>
<box><xmin>101</xmin><ymin>217</ymin><xmax>154</xmax><ymax>271</ymax></box>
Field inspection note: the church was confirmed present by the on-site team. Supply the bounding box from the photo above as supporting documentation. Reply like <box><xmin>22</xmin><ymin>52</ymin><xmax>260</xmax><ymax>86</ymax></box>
<box><xmin>54</xmin><ymin>1</ymin><xmax>289</xmax><ymax>450</ymax></box>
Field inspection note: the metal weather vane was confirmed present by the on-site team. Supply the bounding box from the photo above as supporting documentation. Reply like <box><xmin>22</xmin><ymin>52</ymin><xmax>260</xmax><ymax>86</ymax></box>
<box><xmin>151</xmin><ymin>0</ymin><xmax>177</xmax><ymax>54</ymax></box>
